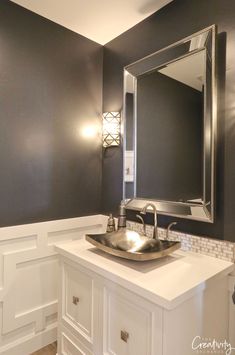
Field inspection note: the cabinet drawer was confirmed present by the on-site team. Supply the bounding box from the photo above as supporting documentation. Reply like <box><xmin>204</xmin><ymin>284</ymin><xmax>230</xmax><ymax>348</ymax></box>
<box><xmin>61</xmin><ymin>328</ymin><xmax>93</xmax><ymax>355</ymax></box>
<box><xmin>63</xmin><ymin>262</ymin><xmax>93</xmax><ymax>344</ymax></box>
<box><xmin>103</xmin><ymin>285</ymin><xmax>163</xmax><ymax>355</ymax></box>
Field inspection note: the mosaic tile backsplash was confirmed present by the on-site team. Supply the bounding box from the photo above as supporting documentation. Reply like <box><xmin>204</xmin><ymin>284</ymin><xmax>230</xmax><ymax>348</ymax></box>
<box><xmin>126</xmin><ymin>220</ymin><xmax>235</xmax><ymax>263</ymax></box>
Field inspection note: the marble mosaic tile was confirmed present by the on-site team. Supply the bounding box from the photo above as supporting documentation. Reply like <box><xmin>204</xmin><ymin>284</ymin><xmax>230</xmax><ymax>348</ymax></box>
<box><xmin>126</xmin><ymin>220</ymin><xmax>235</xmax><ymax>263</ymax></box>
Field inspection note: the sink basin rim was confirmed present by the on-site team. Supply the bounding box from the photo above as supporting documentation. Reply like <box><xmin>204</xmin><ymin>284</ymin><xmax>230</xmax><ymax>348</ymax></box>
<box><xmin>85</xmin><ymin>231</ymin><xmax>181</xmax><ymax>261</ymax></box>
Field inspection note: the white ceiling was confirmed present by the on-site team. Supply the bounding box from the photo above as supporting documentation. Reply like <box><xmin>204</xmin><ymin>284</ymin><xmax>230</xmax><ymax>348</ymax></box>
<box><xmin>10</xmin><ymin>0</ymin><xmax>172</xmax><ymax>45</ymax></box>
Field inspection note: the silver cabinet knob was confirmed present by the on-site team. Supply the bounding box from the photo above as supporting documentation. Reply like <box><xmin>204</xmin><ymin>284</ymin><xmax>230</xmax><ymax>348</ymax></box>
<box><xmin>121</xmin><ymin>330</ymin><xmax>129</xmax><ymax>343</ymax></box>
<box><xmin>72</xmin><ymin>296</ymin><xmax>80</xmax><ymax>305</ymax></box>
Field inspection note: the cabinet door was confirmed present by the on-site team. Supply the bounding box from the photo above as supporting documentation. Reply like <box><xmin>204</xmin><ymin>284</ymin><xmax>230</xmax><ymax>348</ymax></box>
<box><xmin>62</xmin><ymin>262</ymin><xmax>93</xmax><ymax>345</ymax></box>
<box><xmin>103</xmin><ymin>285</ymin><xmax>163</xmax><ymax>355</ymax></box>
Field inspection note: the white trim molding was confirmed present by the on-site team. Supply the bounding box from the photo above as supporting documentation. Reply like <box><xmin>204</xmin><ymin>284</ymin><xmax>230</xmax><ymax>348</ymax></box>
<box><xmin>0</xmin><ymin>215</ymin><xmax>107</xmax><ymax>355</ymax></box>
<box><xmin>228</xmin><ymin>274</ymin><xmax>235</xmax><ymax>346</ymax></box>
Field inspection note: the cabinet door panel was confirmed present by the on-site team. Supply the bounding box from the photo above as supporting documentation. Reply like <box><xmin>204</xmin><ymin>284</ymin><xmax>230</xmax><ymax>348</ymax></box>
<box><xmin>63</xmin><ymin>263</ymin><xmax>93</xmax><ymax>343</ymax></box>
<box><xmin>103</xmin><ymin>286</ymin><xmax>162</xmax><ymax>355</ymax></box>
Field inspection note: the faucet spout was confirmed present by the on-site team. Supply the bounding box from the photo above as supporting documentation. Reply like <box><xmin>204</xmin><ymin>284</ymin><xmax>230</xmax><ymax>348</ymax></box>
<box><xmin>141</xmin><ymin>203</ymin><xmax>159</xmax><ymax>240</ymax></box>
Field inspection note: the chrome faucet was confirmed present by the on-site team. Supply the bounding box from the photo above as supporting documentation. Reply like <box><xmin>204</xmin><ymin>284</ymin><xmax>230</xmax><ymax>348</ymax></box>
<box><xmin>141</xmin><ymin>203</ymin><xmax>158</xmax><ymax>240</ymax></box>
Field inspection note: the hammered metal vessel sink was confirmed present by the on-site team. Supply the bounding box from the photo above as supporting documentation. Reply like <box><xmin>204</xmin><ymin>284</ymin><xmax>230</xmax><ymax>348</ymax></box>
<box><xmin>85</xmin><ymin>229</ymin><xmax>181</xmax><ymax>261</ymax></box>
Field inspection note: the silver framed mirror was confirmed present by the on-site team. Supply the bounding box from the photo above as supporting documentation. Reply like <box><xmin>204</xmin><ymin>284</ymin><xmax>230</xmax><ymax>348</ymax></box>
<box><xmin>123</xmin><ymin>25</ymin><xmax>217</xmax><ymax>223</ymax></box>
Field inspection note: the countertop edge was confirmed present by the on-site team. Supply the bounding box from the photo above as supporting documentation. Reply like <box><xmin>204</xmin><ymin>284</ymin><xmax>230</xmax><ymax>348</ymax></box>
<box><xmin>55</xmin><ymin>242</ymin><xmax>234</xmax><ymax>310</ymax></box>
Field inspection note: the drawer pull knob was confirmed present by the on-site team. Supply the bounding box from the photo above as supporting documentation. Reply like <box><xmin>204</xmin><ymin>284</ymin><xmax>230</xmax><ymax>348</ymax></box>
<box><xmin>72</xmin><ymin>296</ymin><xmax>80</xmax><ymax>305</ymax></box>
<box><xmin>121</xmin><ymin>330</ymin><xmax>129</xmax><ymax>343</ymax></box>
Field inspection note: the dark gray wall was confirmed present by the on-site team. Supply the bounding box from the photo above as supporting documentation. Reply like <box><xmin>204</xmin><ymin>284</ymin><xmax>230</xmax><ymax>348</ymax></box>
<box><xmin>137</xmin><ymin>71</ymin><xmax>203</xmax><ymax>201</ymax></box>
<box><xmin>0</xmin><ymin>0</ymin><xmax>103</xmax><ymax>226</ymax></box>
<box><xmin>102</xmin><ymin>0</ymin><xmax>233</xmax><ymax>241</ymax></box>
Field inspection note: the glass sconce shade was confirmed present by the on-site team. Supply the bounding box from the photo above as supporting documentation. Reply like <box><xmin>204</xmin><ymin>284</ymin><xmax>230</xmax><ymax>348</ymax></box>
<box><xmin>102</xmin><ymin>111</ymin><xmax>121</xmax><ymax>147</ymax></box>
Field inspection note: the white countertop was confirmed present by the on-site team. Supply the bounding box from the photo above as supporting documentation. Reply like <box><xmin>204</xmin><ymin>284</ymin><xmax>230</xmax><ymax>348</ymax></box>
<box><xmin>56</xmin><ymin>239</ymin><xmax>234</xmax><ymax>310</ymax></box>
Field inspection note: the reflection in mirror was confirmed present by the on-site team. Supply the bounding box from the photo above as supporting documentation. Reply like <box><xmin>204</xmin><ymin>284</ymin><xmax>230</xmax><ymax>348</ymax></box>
<box><xmin>123</xmin><ymin>26</ymin><xmax>216</xmax><ymax>223</ymax></box>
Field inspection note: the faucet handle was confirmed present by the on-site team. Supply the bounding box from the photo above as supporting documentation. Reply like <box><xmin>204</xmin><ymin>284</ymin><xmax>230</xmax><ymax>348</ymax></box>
<box><xmin>166</xmin><ymin>222</ymin><xmax>177</xmax><ymax>240</ymax></box>
<box><xmin>140</xmin><ymin>203</ymin><xmax>158</xmax><ymax>240</ymax></box>
<box><xmin>136</xmin><ymin>214</ymin><xmax>146</xmax><ymax>236</ymax></box>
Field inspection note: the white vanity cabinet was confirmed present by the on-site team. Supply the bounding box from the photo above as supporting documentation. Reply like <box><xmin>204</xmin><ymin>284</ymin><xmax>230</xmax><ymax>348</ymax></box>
<box><xmin>56</xmin><ymin>240</ymin><xmax>234</xmax><ymax>355</ymax></box>
<box><xmin>57</xmin><ymin>258</ymin><xmax>162</xmax><ymax>355</ymax></box>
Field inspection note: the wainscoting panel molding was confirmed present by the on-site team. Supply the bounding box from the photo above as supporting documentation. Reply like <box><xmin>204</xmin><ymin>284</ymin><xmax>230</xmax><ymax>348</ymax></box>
<box><xmin>0</xmin><ymin>215</ymin><xmax>107</xmax><ymax>355</ymax></box>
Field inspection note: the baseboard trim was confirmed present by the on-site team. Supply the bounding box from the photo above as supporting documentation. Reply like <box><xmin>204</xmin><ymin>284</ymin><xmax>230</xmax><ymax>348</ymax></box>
<box><xmin>0</xmin><ymin>324</ymin><xmax>57</xmax><ymax>355</ymax></box>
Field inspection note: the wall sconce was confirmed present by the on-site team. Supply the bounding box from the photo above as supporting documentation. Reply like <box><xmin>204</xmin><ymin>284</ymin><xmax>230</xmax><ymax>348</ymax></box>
<box><xmin>102</xmin><ymin>111</ymin><xmax>121</xmax><ymax>148</ymax></box>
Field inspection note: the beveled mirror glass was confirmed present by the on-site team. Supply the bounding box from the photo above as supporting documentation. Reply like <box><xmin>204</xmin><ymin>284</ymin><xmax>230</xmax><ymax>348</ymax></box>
<box><xmin>123</xmin><ymin>25</ymin><xmax>217</xmax><ymax>223</ymax></box>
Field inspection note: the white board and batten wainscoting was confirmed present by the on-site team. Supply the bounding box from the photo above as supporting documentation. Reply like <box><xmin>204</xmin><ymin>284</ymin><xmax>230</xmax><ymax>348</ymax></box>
<box><xmin>0</xmin><ymin>214</ymin><xmax>108</xmax><ymax>355</ymax></box>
